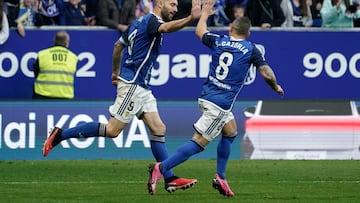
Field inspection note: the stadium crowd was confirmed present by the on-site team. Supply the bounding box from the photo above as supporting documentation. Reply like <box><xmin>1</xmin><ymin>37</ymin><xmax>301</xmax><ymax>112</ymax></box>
<box><xmin>0</xmin><ymin>0</ymin><xmax>360</xmax><ymax>41</ymax></box>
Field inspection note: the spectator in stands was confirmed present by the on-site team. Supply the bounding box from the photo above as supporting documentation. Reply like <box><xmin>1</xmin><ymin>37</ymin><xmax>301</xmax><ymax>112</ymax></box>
<box><xmin>3</xmin><ymin>0</ymin><xmax>19</xmax><ymax>27</ymax></box>
<box><xmin>230</xmin><ymin>4</ymin><xmax>246</xmax><ymax>21</ymax></box>
<box><xmin>97</xmin><ymin>0</ymin><xmax>136</xmax><ymax>32</ymax></box>
<box><xmin>136</xmin><ymin>0</ymin><xmax>153</xmax><ymax>17</ymax></box>
<box><xmin>309</xmin><ymin>0</ymin><xmax>323</xmax><ymax>27</ymax></box>
<box><xmin>60</xmin><ymin>0</ymin><xmax>90</xmax><ymax>25</ymax></box>
<box><xmin>224</xmin><ymin>0</ymin><xmax>247</xmax><ymax>22</ymax></box>
<box><xmin>84</xmin><ymin>0</ymin><xmax>97</xmax><ymax>24</ymax></box>
<box><xmin>0</xmin><ymin>0</ymin><xmax>10</xmax><ymax>45</ymax></box>
<box><xmin>352</xmin><ymin>0</ymin><xmax>360</xmax><ymax>26</ymax></box>
<box><xmin>35</xmin><ymin>0</ymin><xmax>63</xmax><ymax>26</ymax></box>
<box><xmin>119</xmin><ymin>0</ymin><xmax>136</xmax><ymax>25</ymax></box>
<box><xmin>32</xmin><ymin>31</ymin><xmax>78</xmax><ymax>99</ymax></box>
<box><xmin>211</xmin><ymin>0</ymin><xmax>230</xmax><ymax>26</ymax></box>
<box><xmin>172</xmin><ymin>0</ymin><xmax>191</xmax><ymax>19</ymax></box>
<box><xmin>321</xmin><ymin>0</ymin><xmax>360</xmax><ymax>28</ymax></box>
<box><xmin>63</xmin><ymin>0</ymin><xmax>86</xmax><ymax>12</ymax></box>
<box><xmin>281</xmin><ymin>0</ymin><xmax>313</xmax><ymax>27</ymax></box>
<box><xmin>246</xmin><ymin>0</ymin><xmax>285</xmax><ymax>29</ymax></box>
<box><xmin>15</xmin><ymin>0</ymin><xmax>36</xmax><ymax>37</ymax></box>
<box><xmin>63</xmin><ymin>0</ymin><xmax>97</xmax><ymax>25</ymax></box>
<box><xmin>173</xmin><ymin>0</ymin><xmax>231</xmax><ymax>26</ymax></box>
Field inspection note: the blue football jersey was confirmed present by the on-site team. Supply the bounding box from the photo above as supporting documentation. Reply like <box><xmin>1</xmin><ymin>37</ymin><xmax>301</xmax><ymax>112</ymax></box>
<box><xmin>200</xmin><ymin>32</ymin><xmax>268</xmax><ymax>111</ymax></box>
<box><xmin>117</xmin><ymin>13</ymin><xmax>163</xmax><ymax>89</ymax></box>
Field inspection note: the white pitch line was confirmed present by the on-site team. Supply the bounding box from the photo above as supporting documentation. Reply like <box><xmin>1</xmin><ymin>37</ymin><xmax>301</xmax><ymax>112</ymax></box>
<box><xmin>0</xmin><ymin>180</ymin><xmax>146</xmax><ymax>185</ymax></box>
<box><xmin>276</xmin><ymin>180</ymin><xmax>360</xmax><ymax>184</ymax></box>
<box><xmin>0</xmin><ymin>180</ymin><xmax>359</xmax><ymax>185</ymax></box>
<box><xmin>226</xmin><ymin>180</ymin><xmax>360</xmax><ymax>184</ymax></box>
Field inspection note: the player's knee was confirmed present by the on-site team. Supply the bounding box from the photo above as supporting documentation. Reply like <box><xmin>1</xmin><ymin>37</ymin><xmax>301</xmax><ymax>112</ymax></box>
<box><xmin>150</xmin><ymin>123</ymin><xmax>166</xmax><ymax>135</ymax></box>
<box><xmin>107</xmin><ymin>130</ymin><xmax>120</xmax><ymax>138</ymax></box>
<box><xmin>192</xmin><ymin>132</ymin><xmax>210</xmax><ymax>148</ymax></box>
<box><xmin>222</xmin><ymin>124</ymin><xmax>237</xmax><ymax>137</ymax></box>
<box><xmin>224</xmin><ymin>131</ymin><xmax>238</xmax><ymax>138</ymax></box>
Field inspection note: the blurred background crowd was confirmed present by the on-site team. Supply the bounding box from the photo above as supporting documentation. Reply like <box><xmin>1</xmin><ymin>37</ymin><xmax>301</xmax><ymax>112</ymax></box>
<box><xmin>0</xmin><ymin>0</ymin><xmax>360</xmax><ymax>42</ymax></box>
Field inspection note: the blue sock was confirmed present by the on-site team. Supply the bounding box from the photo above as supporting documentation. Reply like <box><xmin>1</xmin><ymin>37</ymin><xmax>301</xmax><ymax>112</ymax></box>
<box><xmin>61</xmin><ymin>122</ymin><xmax>104</xmax><ymax>139</ymax></box>
<box><xmin>162</xmin><ymin>140</ymin><xmax>203</xmax><ymax>174</ymax></box>
<box><xmin>217</xmin><ymin>135</ymin><xmax>235</xmax><ymax>179</ymax></box>
<box><xmin>150</xmin><ymin>140</ymin><xmax>174</xmax><ymax>179</ymax></box>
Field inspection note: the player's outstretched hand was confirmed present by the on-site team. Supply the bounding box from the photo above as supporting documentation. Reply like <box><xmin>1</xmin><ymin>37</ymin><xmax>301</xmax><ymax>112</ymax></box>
<box><xmin>202</xmin><ymin>0</ymin><xmax>217</xmax><ymax>16</ymax></box>
<box><xmin>191</xmin><ymin>0</ymin><xmax>202</xmax><ymax>20</ymax></box>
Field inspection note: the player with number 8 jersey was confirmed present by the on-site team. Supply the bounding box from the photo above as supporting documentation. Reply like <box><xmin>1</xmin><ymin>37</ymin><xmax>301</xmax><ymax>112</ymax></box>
<box><xmin>200</xmin><ymin>36</ymin><xmax>265</xmax><ymax>110</ymax></box>
<box><xmin>147</xmin><ymin>0</ymin><xmax>284</xmax><ymax>197</ymax></box>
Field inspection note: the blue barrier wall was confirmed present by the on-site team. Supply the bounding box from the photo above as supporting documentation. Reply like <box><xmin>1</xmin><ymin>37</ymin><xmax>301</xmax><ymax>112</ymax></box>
<box><xmin>1</xmin><ymin>28</ymin><xmax>359</xmax><ymax>99</ymax></box>
<box><xmin>0</xmin><ymin>100</ymin><xmax>254</xmax><ymax>160</ymax></box>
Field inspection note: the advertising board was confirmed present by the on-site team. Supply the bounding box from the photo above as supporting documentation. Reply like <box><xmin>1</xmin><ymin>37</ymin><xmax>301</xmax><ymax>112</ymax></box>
<box><xmin>1</xmin><ymin>28</ymin><xmax>359</xmax><ymax>99</ymax></box>
<box><xmin>0</xmin><ymin>100</ymin><xmax>249</xmax><ymax>160</ymax></box>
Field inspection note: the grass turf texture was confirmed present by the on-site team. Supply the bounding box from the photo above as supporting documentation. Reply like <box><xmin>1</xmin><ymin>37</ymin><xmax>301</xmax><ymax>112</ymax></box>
<box><xmin>0</xmin><ymin>160</ymin><xmax>359</xmax><ymax>203</ymax></box>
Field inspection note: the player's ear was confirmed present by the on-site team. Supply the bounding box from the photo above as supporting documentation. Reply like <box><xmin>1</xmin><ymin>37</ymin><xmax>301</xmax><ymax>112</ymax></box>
<box><xmin>229</xmin><ymin>23</ymin><xmax>233</xmax><ymax>33</ymax></box>
<box><xmin>158</xmin><ymin>0</ymin><xmax>164</xmax><ymax>7</ymax></box>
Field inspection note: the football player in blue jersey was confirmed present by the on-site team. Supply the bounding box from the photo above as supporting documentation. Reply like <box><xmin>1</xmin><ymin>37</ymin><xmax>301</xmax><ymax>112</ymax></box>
<box><xmin>43</xmin><ymin>0</ymin><xmax>202</xmax><ymax>195</ymax></box>
<box><xmin>148</xmin><ymin>0</ymin><xmax>284</xmax><ymax>197</ymax></box>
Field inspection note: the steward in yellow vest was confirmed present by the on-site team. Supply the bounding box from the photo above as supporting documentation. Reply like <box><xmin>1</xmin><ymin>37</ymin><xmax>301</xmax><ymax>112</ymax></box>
<box><xmin>33</xmin><ymin>31</ymin><xmax>78</xmax><ymax>99</ymax></box>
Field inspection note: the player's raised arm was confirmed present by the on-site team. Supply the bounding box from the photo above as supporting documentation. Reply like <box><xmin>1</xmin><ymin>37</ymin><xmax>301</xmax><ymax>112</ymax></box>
<box><xmin>195</xmin><ymin>0</ymin><xmax>217</xmax><ymax>39</ymax></box>
<box><xmin>257</xmin><ymin>64</ymin><xmax>284</xmax><ymax>96</ymax></box>
<box><xmin>158</xmin><ymin>0</ymin><xmax>201</xmax><ymax>33</ymax></box>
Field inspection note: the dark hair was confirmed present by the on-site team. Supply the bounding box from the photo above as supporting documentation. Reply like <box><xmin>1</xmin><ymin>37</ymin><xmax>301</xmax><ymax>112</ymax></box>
<box><xmin>332</xmin><ymin>0</ymin><xmax>358</xmax><ymax>14</ymax></box>
<box><xmin>232</xmin><ymin>16</ymin><xmax>251</xmax><ymax>35</ymax></box>
<box><xmin>300</xmin><ymin>0</ymin><xmax>309</xmax><ymax>16</ymax></box>
<box><xmin>348</xmin><ymin>1</ymin><xmax>359</xmax><ymax>13</ymax></box>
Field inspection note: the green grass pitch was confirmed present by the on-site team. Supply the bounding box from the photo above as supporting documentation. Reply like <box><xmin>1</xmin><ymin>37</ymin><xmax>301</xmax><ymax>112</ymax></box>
<box><xmin>0</xmin><ymin>160</ymin><xmax>359</xmax><ymax>203</ymax></box>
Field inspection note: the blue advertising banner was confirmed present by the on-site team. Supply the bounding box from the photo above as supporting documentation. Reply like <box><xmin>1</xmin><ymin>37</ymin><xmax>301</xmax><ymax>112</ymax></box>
<box><xmin>0</xmin><ymin>100</ymin><xmax>249</xmax><ymax>160</ymax></box>
<box><xmin>0</xmin><ymin>28</ymin><xmax>359</xmax><ymax>99</ymax></box>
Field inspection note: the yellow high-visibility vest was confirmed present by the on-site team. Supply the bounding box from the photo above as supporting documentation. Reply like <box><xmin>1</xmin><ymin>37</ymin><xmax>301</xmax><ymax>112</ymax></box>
<box><xmin>34</xmin><ymin>46</ymin><xmax>78</xmax><ymax>99</ymax></box>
